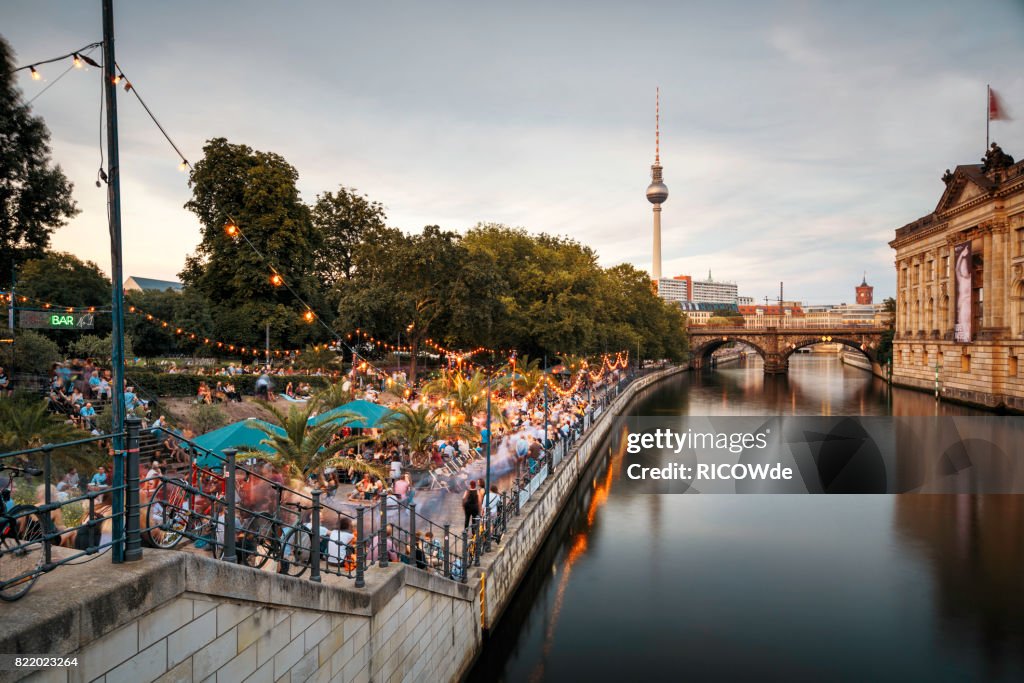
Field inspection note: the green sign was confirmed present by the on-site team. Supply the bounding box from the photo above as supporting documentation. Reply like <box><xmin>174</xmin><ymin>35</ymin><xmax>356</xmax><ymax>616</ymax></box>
<box><xmin>19</xmin><ymin>310</ymin><xmax>95</xmax><ymax>330</ymax></box>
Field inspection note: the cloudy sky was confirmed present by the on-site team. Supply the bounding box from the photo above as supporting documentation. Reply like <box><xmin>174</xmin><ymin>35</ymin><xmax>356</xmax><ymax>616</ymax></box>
<box><xmin>3</xmin><ymin>0</ymin><xmax>1023</xmax><ymax>304</ymax></box>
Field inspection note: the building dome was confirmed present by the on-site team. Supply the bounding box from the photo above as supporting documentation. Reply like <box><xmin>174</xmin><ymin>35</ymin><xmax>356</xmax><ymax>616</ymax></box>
<box><xmin>646</xmin><ymin>181</ymin><xmax>669</xmax><ymax>204</ymax></box>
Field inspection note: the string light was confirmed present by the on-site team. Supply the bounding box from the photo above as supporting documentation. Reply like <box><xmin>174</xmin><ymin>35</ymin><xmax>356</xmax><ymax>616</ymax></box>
<box><xmin>270</xmin><ymin>273</ymin><xmax>283</xmax><ymax>287</ymax></box>
<box><xmin>72</xmin><ymin>54</ymin><xmax>84</xmax><ymax>69</ymax></box>
<box><xmin>178</xmin><ymin>160</ymin><xmax>188</xmax><ymax>172</ymax></box>
<box><xmin>224</xmin><ymin>221</ymin><xmax>238</xmax><ymax>237</ymax></box>
<box><xmin>30</xmin><ymin>66</ymin><xmax>41</xmax><ymax>81</ymax></box>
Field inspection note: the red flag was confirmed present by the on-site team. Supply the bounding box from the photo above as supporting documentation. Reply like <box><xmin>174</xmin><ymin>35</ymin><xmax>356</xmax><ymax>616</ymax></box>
<box><xmin>989</xmin><ymin>88</ymin><xmax>1011</xmax><ymax>121</ymax></box>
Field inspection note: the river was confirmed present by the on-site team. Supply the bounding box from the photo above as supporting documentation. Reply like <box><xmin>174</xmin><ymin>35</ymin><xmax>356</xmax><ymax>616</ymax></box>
<box><xmin>468</xmin><ymin>354</ymin><xmax>1024</xmax><ymax>682</ymax></box>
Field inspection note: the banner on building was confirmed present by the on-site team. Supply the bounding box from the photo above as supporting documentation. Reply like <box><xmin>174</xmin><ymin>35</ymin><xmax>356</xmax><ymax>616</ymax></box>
<box><xmin>953</xmin><ymin>242</ymin><xmax>972</xmax><ymax>342</ymax></box>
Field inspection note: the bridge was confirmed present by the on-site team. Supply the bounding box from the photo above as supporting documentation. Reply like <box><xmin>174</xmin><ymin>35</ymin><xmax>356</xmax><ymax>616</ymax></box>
<box><xmin>688</xmin><ymin>326</ymin><xmax>888</xmax><ymax>374</ymax></box>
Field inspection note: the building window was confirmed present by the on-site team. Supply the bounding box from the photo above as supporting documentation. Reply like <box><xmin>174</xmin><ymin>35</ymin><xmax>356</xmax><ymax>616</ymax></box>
<box><xmin>961</xmin><ymin>354</ymin><xmax>971</xmax><ymax>373</ymax></box>
<box><xmin>927</xmin><ymin>260</ymin><xmax>934</xmax><ymax>281</ymax></box>
<box><xmin>942</xmin><ymin>255</ymin><xmax>949</xmax><ymax>279</ymax></box>
<box><xmin>1010</xmin><ymin>354</ymin><xmax>1018</xmax><ymax>378</ymax></box>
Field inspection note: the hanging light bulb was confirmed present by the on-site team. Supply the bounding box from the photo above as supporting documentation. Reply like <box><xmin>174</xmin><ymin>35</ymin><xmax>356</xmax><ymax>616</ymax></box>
<box><xmin>73</xmin><ymin>54</ymin><xmax>83</xmax><ymax>69</ymax></box>
<box><xmin>112</xmin><ymin>73</ymin><xmax>122</xmax><ymax>85</ymax></box>
<box><xmin>178</xmin><ymin>160</ymin><xmax>188</xmax><ymax>172</ymax></box>
<box><xmin>270</xmin><ymin>273</ymin><xmax>283</xmax><ymax>287</ymax></box>
<box><xmin>30</xmin><ymin>66</ymin><xmax>41</xmax><ymax>81</ymax></box>
<box><xmin>303</xmin><ymin>310</ymin><xmax>315</xmax><ymax>323</ymax></box>
<box><xmin>224</xmin><ymin>220</ymin><xmax>238</xmax><ymax>237</ymax></box>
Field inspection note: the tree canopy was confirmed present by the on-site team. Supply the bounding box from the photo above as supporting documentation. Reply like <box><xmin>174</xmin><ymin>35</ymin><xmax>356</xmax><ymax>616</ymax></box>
<box><xmin>0</xmin><ymin>37</ymin><xmax>79</xmax><ymax>286</ymax></box>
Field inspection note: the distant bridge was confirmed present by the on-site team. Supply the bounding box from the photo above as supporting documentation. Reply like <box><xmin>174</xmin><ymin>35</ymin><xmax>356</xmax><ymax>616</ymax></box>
<box><xmin>688</xmin><ymin>326</ymin><xmax>888</xmax><ymax>374</ymax></box>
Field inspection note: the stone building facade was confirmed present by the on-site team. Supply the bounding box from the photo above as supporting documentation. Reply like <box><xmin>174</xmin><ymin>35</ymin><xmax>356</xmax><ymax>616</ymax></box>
<box><xmin>889</xmin><ymin>143</ymin><xmax>1024</xmax><ymax>410</ymax></box>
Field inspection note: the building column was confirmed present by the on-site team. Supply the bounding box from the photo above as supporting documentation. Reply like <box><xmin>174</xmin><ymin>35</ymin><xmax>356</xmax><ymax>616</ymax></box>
<box><xmin>947</xmin><ymin>244</ymin><xmax>957</xmax><ymax>334</ymax></box>
<box><xmin>983</xmin><ymin>231</ymin><xmax>993</xmax><ymax>328</ymax></box>
<box><xmin>990</xmin><ymin>226</ymin><xmax>1006</xmax><ymax>329</ymax></box>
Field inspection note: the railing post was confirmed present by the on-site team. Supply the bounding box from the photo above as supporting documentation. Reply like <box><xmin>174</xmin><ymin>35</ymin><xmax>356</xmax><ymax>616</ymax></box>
<box><xmin>474</xmin><ymin>516</ymin><xmax>481</xmax><ymax>566</ymax></box>
<box><xmin>379</xmin><ymin>495</ymin><xmax>388</xmax><ymax>568</ymax></box>
<box><xmin>86</xmin><ymin>494</ymin><xmax>98</xmax><ymax>554</ymax></box>
<box><xmin>408</xmin><ymin>503</ymin><xmax>416</xmax><ymax>563</ymax></box>
<box><xmin>355</xmin><ymin>506</ymin><xmax>366</xmax><ymax>588</ymax></box>
<box><xmin>124</xmin><ymin>416</ymin><xmax>142</xmax><ymax>562</ymax></box>
<box><xmin>310</xmin><ymin>490</ymin><xmax>322</xmax><ymax>583</ymax></box>
<box><xmin>443</xmin><ymin>523</ymin><xmax>451</xmax><ymax>579</ymax></box>
<box><xmin>222</xmin><ymin>448</ymin><xmax>237</xmax><ymax>564</ymax></box>
<box><xmin>42</xmin><ymin>446</ymin><xmax>53</xmax><ymax>567</ymax></box>
<box><xmin>461</xmin><ymin>528</ymin><xmax>469</xmax><ymax>583</ymax></box>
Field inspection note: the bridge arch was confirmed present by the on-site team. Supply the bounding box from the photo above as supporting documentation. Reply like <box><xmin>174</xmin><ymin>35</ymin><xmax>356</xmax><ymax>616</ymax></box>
<box><xmin>689</xmin><ymin>334</ymin><xmax>769</xmax><ymax>365</ymax></box>
<box><xmin>780</xmin><ymin>336</ymin><xmax>878</xmax><ymax>364</ymax></box>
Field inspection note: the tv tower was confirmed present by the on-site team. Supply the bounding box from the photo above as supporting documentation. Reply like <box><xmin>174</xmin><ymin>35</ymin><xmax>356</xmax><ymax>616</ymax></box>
<box><xmin>646</xmin><ymin>87</ymin><xmax>668</xmax><ymax>279</ymax></box>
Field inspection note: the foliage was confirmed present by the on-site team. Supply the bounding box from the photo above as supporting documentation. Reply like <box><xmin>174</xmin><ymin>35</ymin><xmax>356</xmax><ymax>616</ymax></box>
<box><xmin>0</xmin><ymin>393</ymin><xmax>102</xmax><ymax>474</ymax></box>
<box><xmin>240</xmin><ymin>401</ymin><xmax>378</xmax><ymax>479</ymax></box>
<box><xmin>16</xmin><ymin>251</ymin><xmax>112</xmax><ymax>346</ymax></box>
<box><xmin>293</xmin><ymin>345</ymin><xmax>340</xmax><ymax>372</ymax></box>
<box><xmin>121</xmin><ymin>370</ymin><xmax>330</xmax><ymax>397</ymax></box>
<box><xmin>311</xmin><ymin>186</ymin><xmax>387</xmax><ymax>290</ymax></box>
<box><xmin>1</xmin><ymin>329</ymin><xmax>60</xmax><ymax>375</ymax></box>
<box><xmin>315</xmin><ymin>381</ymin><xmax>353</xmax><ymax>411</ymax></box>
<box><xmin>69</xmin><ymin>333</ymin><xmax>133</xmax><ymax>362</ymax></box>
<box><xmin>706</xmin><ymin>316</ymin><xmax>735</xmax><ymax>327</ymax></box>
<box><xmin>180</xmin><ymin>138</ymin><xmax>327</xmax><ymax>350</ymax></box>
<box><xmin>0</xmin><ymin>38</ymin><xmax>79</xmax><ymax>286</ymax></box>
<box><xmin>334</xmin><ymin>225</ymin><xmax>500</xmax><ymax>382</ymax></box>
<box><xmin>377</xmin><ymin>404</ymin><xmax>438</xmax><ymax>468</ymax></box>
<box><xmin>187</xmin><ymin>402</ymin><xmax>229</xmax><ymax>435</ymax></box>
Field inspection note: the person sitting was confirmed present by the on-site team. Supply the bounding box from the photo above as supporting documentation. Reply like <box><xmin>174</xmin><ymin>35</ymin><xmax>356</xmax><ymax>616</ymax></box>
<box><xmin>88</xmin><ymin>465</ymin><xmax>109</xmax><ymax>491</ymax></box>
<box><xmin>80</xmin><ymin>402</ymin><xmax>97</xmax><ymax>431</ymax></box>
<box><xmin>224</xmin><ymin>382</ymin><xmax>242</xmax><ymax>402</ymax></box>
<box><xmin>196</xmin><ymin>381</ymin><xmax>213</xmax><ymax>405</ymax></box>
<box><xmin>284</xmin><ymin>381</ymin><xmax>295</xmax><ymax>399</ymax></box>
<box><xmin>348</xmin><ymin>473</ymin><xmax>375</xmax><ymax>502</ymax></box>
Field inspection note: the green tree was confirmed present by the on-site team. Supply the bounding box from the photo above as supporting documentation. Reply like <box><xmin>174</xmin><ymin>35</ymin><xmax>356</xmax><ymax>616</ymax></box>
<box><xmin>335</xmin><ymin>225</ymin><xmax>499</xmax><ymax>382</ymax></box>
<box><xmin>242</xmin><ymin>401</ymin><xmax>379</xmax><ymax>479</ymax></box>
<box><xmin>125</xmin><ymin>289</ymin><xmax>178</xmax><ymax>357</ymax></box>
<box><xmin>2</xmin><ymin>329</ymin><xmax>60</xmax><ymax>376</ymax></box>
<box><xmin>16</xmin><ymin>252</ymin><xmax>112</xmax><ymax>346</ymax></box>
<box><xmin>181</xmin><ymin>138</ymin><xmax>326</xmax><ymax>350</ymax></box>
<box><xmin>0</xmin><ymin>38</ymin><xmax>79</xmax><ymax>286</ymax></box>
<box><xmin>377</xmin><ymin>404</ymin><xmax>438</xmax><ymax>469</ymax></box>
<box><xmin>311</xmin><ymin>186</ymin><xmax>386</xmax><ymax>289</ymax></box>
<box><xmin>69</xmin><ymin>332</ymin><xmax>133</xmax><ymax>362</ymax></box>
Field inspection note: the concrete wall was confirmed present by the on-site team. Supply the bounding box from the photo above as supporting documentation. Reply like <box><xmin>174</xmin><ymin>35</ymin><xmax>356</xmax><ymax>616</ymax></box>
<box><xmin>6</xmin><ymin>366</ymin><xmax>684</xmax><ymax>683</ymax></box>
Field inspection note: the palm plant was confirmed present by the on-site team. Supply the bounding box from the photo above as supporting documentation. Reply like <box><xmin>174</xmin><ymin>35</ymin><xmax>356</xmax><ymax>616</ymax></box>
<box><xmin>0</xmin><ymin>395</ymin><xmax>103</xmax><ymax>475</ymax></box>
<box><xmin>500</xmin><ymin>355</ymin><xmax>545</xmax><ymax>398</ymax></box>
<box><xmin>377</xmin><ymin>404</ymin><xmax>439</xmax><ymax>469</ymax></box>
<box><xmin>315</xmin><ymin>381</ymin><xmax>353</xmax><ymax>411</ymax></box>
<box><xmin>241</xmin><ymin>401</ymin><xmax>382</xmax><ymax>480</ymax></box>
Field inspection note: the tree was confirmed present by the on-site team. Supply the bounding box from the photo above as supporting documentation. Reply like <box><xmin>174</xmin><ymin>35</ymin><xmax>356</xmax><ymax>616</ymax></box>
<box><xmin>377</xmin><ymin>404</ymin><xmax>439</xmax><ymax>469</ymax></box>
<box><xmin>181</xmin><ymin>138</ymin><xmax>326</xmax><ymax>350</ymax></box>
<box><xmin>242</xmin><ymin>401</ymin><xmax>379</xmax><ymax>479</ymax></box>
<box><xmin>69</xmin><ymin>332</ymin><xmax>133</xmax><ymax>362</ymax></box>
<box><xmin>335</xmin><ymin>225</ymin><xmax>499</xmax><ymax>383</ymax></box>
<box><xmin>16</xmin><ymin>252</ymin><xmax>112</xmax><ymax>345</ymax></box>
<box><xmin>311</xmin><ymin>186</ymin><xmax>386</xmax><ymax>289</ymax></box>
<box><xmin>0</xmin><ymin>38</ymin><xmax>79</xmax><ymax>286</ymax></box>
<box><xmin>2</xmin><ymin>330</ymin><xmax>60</xmax><ymax>376</ymax></box>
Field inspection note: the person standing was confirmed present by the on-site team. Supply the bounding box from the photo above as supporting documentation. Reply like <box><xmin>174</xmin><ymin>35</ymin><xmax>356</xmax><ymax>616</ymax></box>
<box><xmin>462</xmin><ymin>479</ymin><xmax>480</xmax><ymax>530</ymax></box>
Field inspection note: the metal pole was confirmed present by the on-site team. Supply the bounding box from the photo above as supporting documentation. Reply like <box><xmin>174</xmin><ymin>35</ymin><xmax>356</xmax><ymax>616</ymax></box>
<box><xmin>124</xmin><ymin>416</ymin><xmax>142</xmax><ymax>561</ymax></box>
<box><xmin>543</xmin><ymin>355</ymin><xmax>550</xmax><ymax>476</ymax></box>
<box><xmin>934</xmin><ymin>362</ymin><xmax>940</xmax><ymax>400</ymax></box>
<box><xmin>442</xmin><ymin>523</ymin><xmax>451</xmax><ymax>579</ymax></box>
<box><xmin>378</xmin><ymin>495</ymin><xmax>388</xmax><ymax>567</ymax></box>
<box><xmin>222</xmin><ymin>448</ymin><xmax>237</xmax><ymax>564</ymax></box>
<box><xmin>355</xmin><ymin>506</ymin><xmax>365</xmax><ymax>588</ymax></box>
<box><xmin>484</xmin><ymin>377</ymin><xmax>492</xmax><ymax>552</ymax></box>
<box><xmin>103</xmin><ymin>0</ymin><xmax>128</xmax><ymax>565</ymax></box>
<box><xmin>461</xmin><ymin>528</ymin><xmax>469</xmax><ymax>583</ymax></box>
<box><xmin>408</xmin><ymin>502</ymin><xmax>416</xmax><ymax>566</ymax></box>
<box><xmin>310</xmin><ymin>490</ymin><xmax>321</xmax><ymax>583</ymax></box>
<box><xmin>265</xmin><ymin>322</ymin><xmax>270</xmax><ymax>369</ymax></box>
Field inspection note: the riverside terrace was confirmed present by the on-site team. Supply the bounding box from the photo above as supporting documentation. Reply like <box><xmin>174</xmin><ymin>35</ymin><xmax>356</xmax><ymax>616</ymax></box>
<box><xmin>0</xmin><ymin>365</ymin><xmax>682</xmax><ymax>682</ymax></box>
<box><xmin>0</xmin><ymin>359</ymin><xmax>645</xmax><ymax>600</ymax></box>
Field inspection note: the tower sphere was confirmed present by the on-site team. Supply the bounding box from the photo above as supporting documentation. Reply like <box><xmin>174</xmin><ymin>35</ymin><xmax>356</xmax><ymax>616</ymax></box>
<box><xmin>646</xmin><ymin>181</ymin><xmax>668</xmax><ymax>204</ymax></box>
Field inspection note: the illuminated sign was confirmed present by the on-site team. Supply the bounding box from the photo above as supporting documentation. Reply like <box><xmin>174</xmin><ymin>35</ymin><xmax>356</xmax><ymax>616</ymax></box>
<box><xmin>19</xmin><ymin>311</ymin><xmax>95</xmax><ymax>330</ymax></box>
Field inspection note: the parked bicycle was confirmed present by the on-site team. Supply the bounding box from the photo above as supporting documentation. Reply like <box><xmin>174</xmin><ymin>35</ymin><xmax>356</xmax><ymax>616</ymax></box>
<box><xmin>144</xmin><ymin>461</ymin><xmax>224</xmax><ymax>556</ymax></box>
<box><xmin>0</xmin><ymin>462</ymin><xmax>49</xmax><ymax>601</ymax></box>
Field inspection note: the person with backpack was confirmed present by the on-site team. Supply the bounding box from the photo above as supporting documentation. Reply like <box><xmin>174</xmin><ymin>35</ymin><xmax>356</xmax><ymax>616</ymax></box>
<box><xmin>462</xmin><ymin>479</ymin><xmax>480</xmax><ymax>530</ymax></box>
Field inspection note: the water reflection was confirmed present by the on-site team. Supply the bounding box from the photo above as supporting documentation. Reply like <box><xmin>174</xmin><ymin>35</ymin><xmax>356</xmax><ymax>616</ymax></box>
<box><xmin>470</xmin><ymin>357</ymin><xmax>1024</xmax><ymax>682</ymax></box>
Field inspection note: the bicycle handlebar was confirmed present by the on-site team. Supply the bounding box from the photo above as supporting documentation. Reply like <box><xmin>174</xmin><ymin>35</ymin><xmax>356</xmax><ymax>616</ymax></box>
<box><xmin>1</xmin><ymin>464</ymin><xmax>43</xmax><ymax>477</ymax></box>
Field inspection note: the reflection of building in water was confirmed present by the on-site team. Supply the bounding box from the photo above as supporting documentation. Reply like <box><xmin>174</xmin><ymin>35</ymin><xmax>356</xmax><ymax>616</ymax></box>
<box><xmin>889</xmin><ymin>143</ymin><xmax>1024</xmax><ymax>411</ymax></box>
<box><xmin>894</xmin><ymin>496</ymin><xmax>1024</xmax><ymax>671</ymax></box>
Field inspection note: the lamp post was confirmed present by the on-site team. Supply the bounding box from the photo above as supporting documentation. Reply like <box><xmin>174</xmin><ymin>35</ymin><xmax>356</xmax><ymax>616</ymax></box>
<box><xmin>483</xmin><ymin>374</ymin><xmax>492</xmax><ymax>551</ymax></box>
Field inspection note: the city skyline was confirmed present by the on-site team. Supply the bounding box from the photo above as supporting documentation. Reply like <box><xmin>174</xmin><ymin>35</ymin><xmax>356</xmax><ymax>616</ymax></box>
<box><xmin>3</xmin><ymin>0</ymin><xmax>1023</xmax><ymax>304</ymax></box>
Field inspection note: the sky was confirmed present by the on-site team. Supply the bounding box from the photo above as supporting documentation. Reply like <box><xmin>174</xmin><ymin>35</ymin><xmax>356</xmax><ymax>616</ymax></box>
<box><xmin>3</xmin><ymin>0</ymin><xmax>1023</xmax><ymax>305</ymax></box>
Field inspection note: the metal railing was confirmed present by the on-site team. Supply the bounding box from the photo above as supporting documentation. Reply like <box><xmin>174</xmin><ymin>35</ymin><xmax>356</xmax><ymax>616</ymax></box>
<box><xmin>0</xmin><ymin>364</ymin><xmax>656</xmax><ymax>598</ymax></box>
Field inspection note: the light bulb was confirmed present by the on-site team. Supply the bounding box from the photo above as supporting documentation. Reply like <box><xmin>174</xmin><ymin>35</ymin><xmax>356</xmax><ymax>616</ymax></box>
<box><xmin>30</xmin><ymin>66</ymin><xmax>41</xmax><ymax>81</ymax></box>
<box><xmin>73</xmin><ymin>54</ymin><xmax>83</xmax><ymax>69</ymax></box>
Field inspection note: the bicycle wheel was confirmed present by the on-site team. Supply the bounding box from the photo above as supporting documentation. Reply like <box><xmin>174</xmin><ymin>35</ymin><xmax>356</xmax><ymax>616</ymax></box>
<box><xmin>278</xmin><ymin>525</ymin><xmax>311</xmax><ymax>577</ymax></box>
<box><xmin>145</xmin><ymin>478</ymin><xmax>189</xmax><ymax>549</ymax></box>
<box><xmin>0</xmin><ymin>505</ymin><xmax>45</xmax><ymax>601</ymax></box>
<box><xmin>240</xmin><ymin>515</ymin><xmax>275</xmax><ymax>569</ymax></box>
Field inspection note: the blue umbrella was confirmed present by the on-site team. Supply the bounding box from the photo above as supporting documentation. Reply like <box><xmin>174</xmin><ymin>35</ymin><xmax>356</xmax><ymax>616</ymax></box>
<box><xmin>192</xmin><ymin>418</ymin><xmax>286</xmax><ymax>469</ymax></box>
<box><xmin>308</xmin><ymin>399</ymin><xmax>393</xmax><ymax>429</ymax></box>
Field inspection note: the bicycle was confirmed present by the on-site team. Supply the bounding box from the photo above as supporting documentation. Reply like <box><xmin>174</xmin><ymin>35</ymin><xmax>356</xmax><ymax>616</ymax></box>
<box><xmin>0</xmin><ymin>462</ymin><xmax>48</xmax><ymax>601</ymax></box>
<box><xmin>239</xmin><ymin>488</ymin><xmax>314</xmax><ymax>577</ymax></box>
<box><xmin>144</xmin><ymin>461</ymin><xmax>224</xmax><ymax>555</ymax></box>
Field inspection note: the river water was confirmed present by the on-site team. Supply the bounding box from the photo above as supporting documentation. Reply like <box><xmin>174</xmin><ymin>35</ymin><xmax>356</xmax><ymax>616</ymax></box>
<box><xmin>468</xmin><ymin>355</ymin><xmax>1024</xmax><ymax>682</ymax></box>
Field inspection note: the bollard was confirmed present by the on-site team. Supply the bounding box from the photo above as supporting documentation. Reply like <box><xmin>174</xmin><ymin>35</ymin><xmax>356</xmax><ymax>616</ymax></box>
<box><xmin>124</xmin><ymin>416</ymin><xmax>142</xmax><ymax>562</ymax></box>
<box><xmin>86</xmin><ymin>494</ymin><xmax>98</xmax><ymax>554</ymax></box>
<box><xmin>461</xmin><ymin>528</ymin><xmax>469</xmax><ymax>583</ymax></box>
<box><xmin>355</xmin><ymin>506</ymin><xmax>366</xmax><ymax>588</ymax></box>
<box><xmin>222</xmin><ymin>448</ymin><xmax>237</xmax><ymax>564</ymax></box>
<box><xmin>443</xmin><ymin>523</ymin><xmax>451</xmax><ymax>579</ymax></box>
<box><xmin>310</xmin><ymin>490</ymin><xmax>322</xmax><ymax>583</ymax></box>
<box><xmin>379</xmin><ymin>495</ymin><xmax>388</xmax><ymax>568</ymax></box>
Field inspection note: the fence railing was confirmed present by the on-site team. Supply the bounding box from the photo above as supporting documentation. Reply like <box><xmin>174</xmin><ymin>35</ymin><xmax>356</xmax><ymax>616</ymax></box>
<box><xmin>0</xmin><ymin>364</ymin><xmax>656</xmax><ymax>599</ymax></box>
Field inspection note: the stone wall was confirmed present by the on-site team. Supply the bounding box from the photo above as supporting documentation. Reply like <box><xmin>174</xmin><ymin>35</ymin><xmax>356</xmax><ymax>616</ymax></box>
<box><xmin>892</xmin><ymin>339</ymin><xmax>1024</xmax><ymax>411</ymax></box>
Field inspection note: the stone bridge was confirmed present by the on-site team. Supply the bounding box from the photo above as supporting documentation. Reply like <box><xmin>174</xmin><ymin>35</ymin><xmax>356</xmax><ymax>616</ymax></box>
<box><xmin>688</xmin><ymin>326</ymin><xmax>888</xmax><ymax>374</ymax></box>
